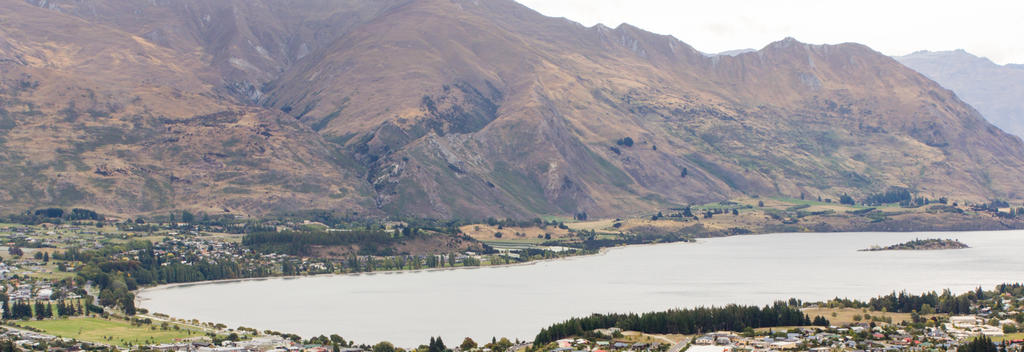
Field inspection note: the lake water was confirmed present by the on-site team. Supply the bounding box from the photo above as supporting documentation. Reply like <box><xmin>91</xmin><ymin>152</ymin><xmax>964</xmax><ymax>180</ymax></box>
<box><xmin>138</xmin><ymin>230</ymin><xmax>1024</xmax><ymax>347</ymax></box>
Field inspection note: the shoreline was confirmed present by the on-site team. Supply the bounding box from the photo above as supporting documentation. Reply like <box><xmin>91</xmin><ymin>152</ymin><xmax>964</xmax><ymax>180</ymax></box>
<box><xmin>128</xmin><ymin>229</ymin><xmax>1024</xmax><ymax>344</ymax></box>
<box><xmin>135</xmin><ymin>227</ymin><xmax>1008</xmax><ymax>297</ymax></box>
<box><xmin>136</xmin><ymin>242</ymin><xmax>632</xmax><ymax>298</ymax></box>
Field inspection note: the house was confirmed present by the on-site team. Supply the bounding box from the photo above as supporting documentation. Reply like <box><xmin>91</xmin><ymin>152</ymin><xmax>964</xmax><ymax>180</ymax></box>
<box><xmin>197</xmin><ymin>347</ymin><xmax>247</xmax><ymax>352</ymax></box>
<box><xmin>769</xmin><ymin>341</ymin><xmax>797</xmax><ymax>350</ymax></box>
<box><xmin>695</xmin><ymin>336</ymin><xmax>715</xmax><ymax>345</ymax></box>
<box><xmin>150</xmin><ymin>343</ymin><xmax>191</xmax><ymax>352</ymax></box>
<box><xmin>950</xmin><ymin>316</ymin><xmax>979</xmax><ymax>328</ymax></box>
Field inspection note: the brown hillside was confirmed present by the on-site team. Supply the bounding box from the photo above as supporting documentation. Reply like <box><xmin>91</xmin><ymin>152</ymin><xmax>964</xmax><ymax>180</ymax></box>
<box><xmin>2</xmin><ymin>0</ymin><xmax>1023</xmax><ymax>219</ymax></box>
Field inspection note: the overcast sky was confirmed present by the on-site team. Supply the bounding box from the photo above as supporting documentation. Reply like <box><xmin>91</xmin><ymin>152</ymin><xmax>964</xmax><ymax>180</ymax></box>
<box><xmin>515</xmin><ymin>0</ymin><xmax>1024</xmax><ymax>65</ymax></box>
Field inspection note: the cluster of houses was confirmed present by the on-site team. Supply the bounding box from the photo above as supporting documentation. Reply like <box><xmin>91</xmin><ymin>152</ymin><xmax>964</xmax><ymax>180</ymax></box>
<box><xmin>2</xmin><ymin>225</ymin><xmax>107</xmax><ymax>250</ymax></box>
<box><xmin>2</xmin><ymin>327</ymin><xmax>374</xmax><ymax>352</ymax></box>
<box><xmin>2</xmin><ymin>276</ymin><xmax>81</xmax><ymax>302</ymax></box>
<box><xmin>552</xmin><ymin>336</ymin><xmax>668</xmax><ymax>352</ymax></box>
<box><xmin>944</xmin><ymin>315</ymin><xmax>1015</xmax><ymax>339</ymax></box>
<box><xmin>147</xmin><ymin>335</ymin><xmax>308</xmax><ymax>352</ymax></box>
<box><xmin>684</xmin><ymin>317</ymin><xmax>1022</xmax><ymax>352</ymax></box>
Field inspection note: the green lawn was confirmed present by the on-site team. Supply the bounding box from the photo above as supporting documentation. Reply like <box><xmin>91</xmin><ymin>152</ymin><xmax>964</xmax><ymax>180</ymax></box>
<box><xmin>19</xmin><ymin>317</ymin><xmax>203</xmax><ymax>347</ymax></box>
<box><xmin>993</xmin><ymin>332</ymin><xmax>1024</xmax><ymax>342</ymax></box>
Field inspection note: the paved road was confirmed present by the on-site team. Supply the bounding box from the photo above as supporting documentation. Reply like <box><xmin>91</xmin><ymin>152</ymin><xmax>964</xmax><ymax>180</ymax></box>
<box><xmin>667</xmin><ymin>339</ymin><xmax>691</xmax><ymax>352</ymax></box>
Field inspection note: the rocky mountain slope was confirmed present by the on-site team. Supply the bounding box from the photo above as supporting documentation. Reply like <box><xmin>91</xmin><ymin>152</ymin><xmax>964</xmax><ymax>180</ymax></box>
<box><xmin>3</xmin><ymin>0</ymin><xmax>1024</xmax><ymax>219</ymax></box>
<box><xmin>896</xmin><ymin>50</ymin><xmax>1024</xmax><ymax>139</ymax></box>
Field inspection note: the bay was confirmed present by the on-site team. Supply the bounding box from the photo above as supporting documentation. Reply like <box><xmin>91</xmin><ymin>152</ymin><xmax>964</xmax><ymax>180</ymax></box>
<box><xmin>138</xmin><ymin>230</ymin><xmax>1024</xmax><ymax>347</ymax></box>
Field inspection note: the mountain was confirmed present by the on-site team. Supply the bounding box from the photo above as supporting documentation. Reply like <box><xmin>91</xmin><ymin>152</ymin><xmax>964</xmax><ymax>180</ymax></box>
<box><xmin>896</xmin><ymin>50</ymin><xmax>1024</xmax><ymax>139</ymax></box>
<box><xmin>2</xmin><ymin>0</ymin><xmax>1024</xmax><ymax>219</ymax></box>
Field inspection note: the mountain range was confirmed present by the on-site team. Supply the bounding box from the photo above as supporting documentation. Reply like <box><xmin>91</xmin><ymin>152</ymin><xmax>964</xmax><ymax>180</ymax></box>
<box><xmin>896</xmin><ymin>50</ymin><xmax>1024</xmax><ymax>140</ymax></box>
<box><xmin>2</xmin><ymin>0</ymin><xmax>1023</xmax><ymax>219</ymax></box>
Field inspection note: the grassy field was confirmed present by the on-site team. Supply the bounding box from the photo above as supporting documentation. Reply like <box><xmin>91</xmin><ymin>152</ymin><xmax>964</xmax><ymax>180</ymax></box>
<box><xmin>461</xmin><ymin>224</ymin><xmax>572</xmax><ymax>242</ymax></box>
<box><xmin>19</xmin><ymin>317</ymin><xmax>204</xmax><ymax>347</ymax></box>
<box><xmin>993</xmin><ymin>332</ymin><xmax>1024</xmax><ymax>342</ymax></box>
<box><xmin>802</xmin><ymin>307</ymin><xmax>944</xmax><ymax>326</ymax></box>
<box><xmin>618</xmin><ymin>331</ymin><xmax>690</xmax><ymax>344</ymax></box>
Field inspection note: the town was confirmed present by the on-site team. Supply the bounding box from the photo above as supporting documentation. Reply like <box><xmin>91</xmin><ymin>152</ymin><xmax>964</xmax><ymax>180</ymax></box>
<box><xmin>1</xmin><ymin>212</ymin><xmax>1022</xmax><ymax>352</ymax></box>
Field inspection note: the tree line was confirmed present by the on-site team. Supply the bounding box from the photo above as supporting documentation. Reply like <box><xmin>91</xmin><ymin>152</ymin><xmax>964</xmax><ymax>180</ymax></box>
<box><xmin>1</xmin><ymin>294</ymin><xmax>89</xmax><ymax>320</ymax></box>
<box><xmin>242</xmin><ymin>229</ymin><xmax>406</xmax><ymax>256</ymax></box>
<box><xmin>534</xmin><ymin>301</ymin><xmax>822</xmax><ymax>346</ymax></box>
<box><xmin>818</xmin><ymin>288</ymin><xmax>980</xmax><ymax>315</ymax></box>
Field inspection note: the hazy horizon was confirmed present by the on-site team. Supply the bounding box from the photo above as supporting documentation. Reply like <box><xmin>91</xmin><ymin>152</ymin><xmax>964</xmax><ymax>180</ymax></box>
<box><xmin>515</xmin><ymin>0</ymin><xmax>1024</xmax><ymax>65</ymax></box>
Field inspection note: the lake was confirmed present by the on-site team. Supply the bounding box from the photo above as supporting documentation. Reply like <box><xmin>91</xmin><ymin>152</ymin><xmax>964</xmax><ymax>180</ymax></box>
<box><xmin>138</xmin><ymin>230</ymin><xmax>1024</xmax><ymax>347</ymax></box>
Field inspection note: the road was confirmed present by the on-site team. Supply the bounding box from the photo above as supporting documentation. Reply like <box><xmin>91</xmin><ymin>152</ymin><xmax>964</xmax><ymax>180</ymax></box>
<box><xmin>667</xmin><ymin>339</ymin><xmax>691</xmax><ymax>352</ymax></box>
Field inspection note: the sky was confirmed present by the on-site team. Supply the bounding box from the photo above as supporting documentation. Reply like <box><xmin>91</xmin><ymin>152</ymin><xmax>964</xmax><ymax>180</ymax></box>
<box><xmin>514</xmin><ymin>0</ymin><xmax>1024</xmax><ymax>65</ymax></box>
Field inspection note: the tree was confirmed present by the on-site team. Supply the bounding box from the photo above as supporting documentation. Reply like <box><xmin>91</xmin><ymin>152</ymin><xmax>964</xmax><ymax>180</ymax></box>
<box><xmin>460</xmin><ymin>337</ymin><xmax>478</xmax><ymax>350</ymax></box>
<box><xmin>34</xmin><ymin>208</ymin><xmax>64</xmax><ymax>218</ymax></box>
<box><xmin>373</xmin><ymin>342</ymin><xmax>396</xmax><ymax>352</ymax></box>
<box><xmin>839</xmin><ymin>194</ymin><xmax>855</xmax><ymax>205</ymax></box>
<box><xmin>920</xmin><ymin>303</ymin><xmax>936</xmax><ymax>315</ymax></box>
<box><xmin>493</xmin><ymin>338</ymin><xmax>513</xmax><ymax>352</ymax></box>
<box><xmin>123</xmin><ymin>294</ymin><xmax>137</xmax><ymax>315</ymax></box>
<box><xmin>957</xmin><ymin>336</ymin><xmax>997</xmax><ymax>352</ymax></box>
<box><xmin>0</xmin><ymin>340</ymin><xmax>16</xmax><ymax>352</ymax></box>
<box><xmin>34</xmin><ymin>301</ymin><xmax>47</xmax><ymax>320</ymax></box>
<box><xmin>429</xmin><ymin>336</ymin><xmax>447</xmax><ymax>352</ymax></box>
<box><xmin>0</xmin><ymin>294</ymin><xmax>9</xmax><ymax>320</ymax></box>
<box><xmin>680</xmin><ymin>168</ymin><xmax>688</xmax><ymax>178</ymax></box>
<box><xmin>330</xmin><ymin>334</ymin><xmax>347</xmax><ymax>346</ymax></box>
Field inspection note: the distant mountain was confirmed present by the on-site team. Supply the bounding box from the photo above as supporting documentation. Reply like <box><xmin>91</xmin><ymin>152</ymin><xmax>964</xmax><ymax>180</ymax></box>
<box><xmin>713</xmin><ymin>49</ymin><xmax>756</xmax><ymax>57</ymax></box>
<box><xmin>3</xmin><ymin>0</ymin><xmax>1024</xmax><ymax>219</ymax></box>
<box><xmin>896</xmin><ymin>50</ymin><xmax>1024</xmax><ymax>139</ymax></box>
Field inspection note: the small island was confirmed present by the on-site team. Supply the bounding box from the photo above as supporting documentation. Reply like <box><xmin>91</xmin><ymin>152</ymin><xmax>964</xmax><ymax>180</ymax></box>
<box><xmin>860</xmin><ymin>238</ymin><xmax>969</xmax><ymax>251</ymax></box>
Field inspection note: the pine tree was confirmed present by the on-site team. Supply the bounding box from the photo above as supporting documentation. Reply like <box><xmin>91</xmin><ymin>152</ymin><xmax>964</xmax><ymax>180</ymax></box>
<box><xmin>34</xmin><ymin>301</ymin><xmax>46</xmax><ymax>320</ymax></box>
<box><xmin>0</xmin><ymin>294</ymin><xmax>9</xmax><ymax>320</ymax></box>
<box><xmin>957</xmin><ymin>336</ymin><xmax>997</xmax><ymax>352</ymax></box>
